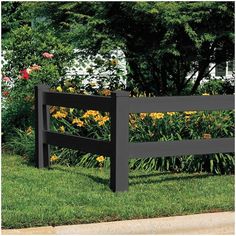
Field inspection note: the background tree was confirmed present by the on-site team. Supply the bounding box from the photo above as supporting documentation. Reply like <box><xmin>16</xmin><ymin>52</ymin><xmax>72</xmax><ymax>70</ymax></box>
<box><xmin>22</xmin><ymin>1</ymin><xmax>234</xmax><ymax>95</ymax></box>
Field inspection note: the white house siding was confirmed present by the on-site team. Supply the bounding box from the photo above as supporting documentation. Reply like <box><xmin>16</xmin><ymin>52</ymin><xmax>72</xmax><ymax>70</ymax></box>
<box><xmin>186</xmin><ymin>61</ymin><xmax>235</xmax><ymax>85</ymax></box>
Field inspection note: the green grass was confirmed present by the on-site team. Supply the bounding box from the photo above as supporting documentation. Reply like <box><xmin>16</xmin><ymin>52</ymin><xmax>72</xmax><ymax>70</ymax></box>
<box><xmin>2</xmin><ymin>154</ymin><xmax>234</xmax><ymax>229</ymax></box>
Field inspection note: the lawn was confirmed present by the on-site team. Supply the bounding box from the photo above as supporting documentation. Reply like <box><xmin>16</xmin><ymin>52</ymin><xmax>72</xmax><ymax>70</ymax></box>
<box><xmin>2</xmin><ymin>154</ymin><xmax>234</xmax><ymax>229</ymax></box>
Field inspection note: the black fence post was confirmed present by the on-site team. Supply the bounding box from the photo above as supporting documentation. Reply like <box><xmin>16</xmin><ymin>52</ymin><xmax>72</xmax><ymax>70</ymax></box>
<box><xmin>35</xmin><ymin>85</ymin><xmax>50</xmax><ymax>168</ymax></box>
<box><xmin>110</xmin><ymin>91</ymin><xmax>130</xmax><ymax>192</ymax></box>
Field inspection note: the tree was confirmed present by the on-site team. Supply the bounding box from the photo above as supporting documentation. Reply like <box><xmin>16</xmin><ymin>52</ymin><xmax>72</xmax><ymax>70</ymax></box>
<box><xmin>3</xmin><ymin>2</ymin><xmax>234</xmax><ymax>95</ymax></box>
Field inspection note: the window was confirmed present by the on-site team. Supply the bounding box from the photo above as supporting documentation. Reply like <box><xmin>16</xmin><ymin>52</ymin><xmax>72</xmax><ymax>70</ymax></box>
<box><xmin>228</xmin><ymin>61</ymin><xmax>234</xmax><ymax>73</ymax></box>
<box><xmin>215</xmin><ymin>62</ymin><xmax>226</xmax><ymax>77</ymax></box>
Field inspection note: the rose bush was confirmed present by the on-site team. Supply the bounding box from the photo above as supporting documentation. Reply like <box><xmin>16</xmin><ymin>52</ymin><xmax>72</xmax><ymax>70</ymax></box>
<box><xmin>2</xmin><ymin>24</ymin><xmax>74</xmax><ymax>140</ymax></box>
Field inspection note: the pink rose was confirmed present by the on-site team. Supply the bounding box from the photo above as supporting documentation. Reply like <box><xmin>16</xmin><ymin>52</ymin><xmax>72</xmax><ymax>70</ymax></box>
<box><xmin>42</xmin><ymin>52</ymin><xmax>54</xmax><ymax>59</ymax></box>
<box><xmin>2</xmin><ymin>76</ymin><xmax>10</xmax><ymax>82</ymax></box>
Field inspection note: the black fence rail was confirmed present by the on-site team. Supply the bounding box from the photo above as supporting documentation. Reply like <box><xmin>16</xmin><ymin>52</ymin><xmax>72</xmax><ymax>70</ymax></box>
<box><xmin>35</xmin><ymin>85</ymin><xmax>235</xmax><ymax>192</ymax></box>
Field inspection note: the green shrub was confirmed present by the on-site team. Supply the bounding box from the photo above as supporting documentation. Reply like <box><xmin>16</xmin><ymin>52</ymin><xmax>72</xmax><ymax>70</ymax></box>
<box><xmin>198</xmin><ymin>78</ymin><xmax>234</xmax><ymax>95</ymax></box>
<box><xmin>2</xmin><ymin>24</ymin><xmax>74</xmax><ymax>140</ymax></box>
<box><xmin>5</xmin><ymin>128</ymin><xmax>35</xmax><ymax>164</ymax></box>
<box><xmin>2</xmin><ymin>100</ymin><xmax>33</xmax><ymax>141</ymax></box>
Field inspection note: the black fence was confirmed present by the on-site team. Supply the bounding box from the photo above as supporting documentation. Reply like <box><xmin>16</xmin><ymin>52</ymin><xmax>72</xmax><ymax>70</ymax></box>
<box><xmin>35</xmin><ymin>85</ymin><xmax>235</xmax><ymax>192</ymax></box>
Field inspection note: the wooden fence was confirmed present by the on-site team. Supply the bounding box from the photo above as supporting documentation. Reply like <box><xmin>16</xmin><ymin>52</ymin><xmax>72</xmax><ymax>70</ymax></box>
<box><xmin>35</xmin><ymin>84</ymin><xmax>235</xmax><ymax>192</ymax></box>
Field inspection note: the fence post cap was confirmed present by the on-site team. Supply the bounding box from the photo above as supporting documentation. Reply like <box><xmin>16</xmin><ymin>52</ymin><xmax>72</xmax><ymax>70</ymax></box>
<box><xmin>36</xmin><ymin>84</ymin><xmax>50</xmax><ymax>90</ymax></box>
<box><xmin>111</xmin><ymin>90</ymin><xmax>130</xmax><ymax>97</ymax></box>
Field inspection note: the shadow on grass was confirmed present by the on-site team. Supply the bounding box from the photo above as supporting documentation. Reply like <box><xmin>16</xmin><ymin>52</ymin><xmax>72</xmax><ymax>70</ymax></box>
<box><xmin>52</xmin><ymin>165</ymin><xmax>212</xmax><ymax>188</ymax></box>
<box><xmin>52</xmin><ymin>166</ymin><xmax>110</xmax><ymax>186</ymax></box>
<box><xmin>129</xmin><ymin>173</ymin><xmax>212</xmax><ymax>186</ymax></box>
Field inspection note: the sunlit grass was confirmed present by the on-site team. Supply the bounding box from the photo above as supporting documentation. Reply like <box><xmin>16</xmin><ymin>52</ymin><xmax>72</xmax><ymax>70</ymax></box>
<box><xmin>2</xmin><ymin>154</ymin><xmax>234</xmax><ymax>229</ymax></box>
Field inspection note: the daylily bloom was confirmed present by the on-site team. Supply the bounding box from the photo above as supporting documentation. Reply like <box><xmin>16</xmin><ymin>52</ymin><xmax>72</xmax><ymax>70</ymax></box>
<box><xmin>68</xmin><ymin>87</ymin><xmax>75</xmax><ymax>93</ymax></box>
<box><xmin>203</xmin><ymin>133</ymin><xmax>211</xmax><ymax>139</ymax></box>
<box><xmin>96</xmin><ymin>156</ymin><xmax>105</xmax><ymax>162</ymax></box>
<box><xmin>59</xmin><ymin>126</ymin><xmax>65</xmax><ymax>133</ymax></box>
<box><xmin>50</xmin><ymin>154</ymin><xmax>59</xmax><ymax>162</ymax></box>
<box><xmin>56</xmin><ymin>86</ymin><xmax>63</xmax><ymax>92</ymax></box>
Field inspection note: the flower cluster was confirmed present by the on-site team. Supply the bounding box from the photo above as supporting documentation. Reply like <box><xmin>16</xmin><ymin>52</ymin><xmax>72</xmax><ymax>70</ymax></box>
<box><xmin>18</xmin><ymin>52</ymin><xmax>53</xmax><ymax>80</ymax></box>
<box><xmin>149</xmin><ymin>112</ymin><xmax>165</xmax><ymax>120</ymax></box>
<box><xmin>82</xmin><ymin>110</ymin><xmax>110</xmax><ymax>126</ymax></box>
<box><xmin>72</xmin><ymin>118</ymin><xmax>84</xmax><ymax>127</ymax></box>
<box><xmin>184</xmin><ymin>111</ymin><xmax>197</xmax><ymax>115</ymax></box>
<box><xmin>52</xmin><ymin>109</ymin><xmax>68</xmax><ymax>119</ymax></box>
<box><xmin>82</xmin><ymin>110</ymin><xmax>100</xmax><ymax>118</ymax></box>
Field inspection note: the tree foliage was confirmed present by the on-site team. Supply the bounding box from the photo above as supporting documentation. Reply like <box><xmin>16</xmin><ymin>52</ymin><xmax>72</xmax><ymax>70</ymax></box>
<box><xmin>2</xmin><ymin>1</ymin><xmax>234</xmax><ymax>95</ymax></box>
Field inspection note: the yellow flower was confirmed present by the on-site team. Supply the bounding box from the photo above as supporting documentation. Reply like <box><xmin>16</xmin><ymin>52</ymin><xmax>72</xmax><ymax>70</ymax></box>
<box><xmin>26</xmin><ymin>126</ymin><xmax>33</xmax><ymax>135</ymax></box>
<box><xmin>98</xmin><ymin>120</ymin><xmax>105</xmax><ymax>126</ymax></box>
<box><xmin>150</xmin><ymin>112</ymin><xmax>164</xmax><ymax>119</ymax></box>
<box><xmin>202</xmin><ymin>93</ymin><xmax>210</xmax><ymax>96</ymax></box>
<box><xmin>110</xmin><ymin>59</ymin><xmax>118</xmax><ymax>66</ymax></box>
<box><xmin>72</xmin><ymin>118</ymin><xmax>79</xmax><ymax>124</ymax></box>
<box><xmin>59</xmin><ymin>126</ymin><xmax>65</xmax><ymax>133</ymax></box>
<box><xmin>52</xmin><ymin>111</ymin><xmax>68</xmax><ymax>119</ymax></box>
<box><xmin>72</xmin><ymin>118</ymin><xmax>84</xmax><ymax>127</ymax></box>
<box><xmin>101</xmin><ymin>89</ymin><xmax>111</xmax><ymax>96</ymax></box>
<box><xmin>140</xmin><ymin>113</ymin><xmax>147</xmax><ymax>120</ymax></box>
<box><xmin>69</xmin><ymin>108</ymin><xmax>74</xmax><ymax>114</ymax></box>
<box><xmin>94</xmin><ymin>115</ymin><xmax>103</xmax><ymax>122</ymax></box>
<box><xmin>102</xmin><ymin>116</ymin><xmax>109</xmax><ymax>122</ymax></box>
<box><xmin>60</xmin><ymin>107</ymin><xmax>67</xmax><ymax>112</ymax></box>
<box><xmin>184</xmin><ymin>111</ymin><xmax>197</xmax><ymax>115</ymax></box>
<box><xmin>56</xmin><ymin>86</ymin><xmax>63</xmax><ymax>92</ymax></box>
<box><xmin>185</xmin><ymin>115</ymin><xmax>191</xmax><ymax>121</ymax></box>
<box><xmin>129</xmin><ymin>118</ymin><xmax>137</xmax><ymax>128</ymax></box>
<box><xmin>167</xmin><ymin>112</ymin><xmax>176</xmax><ymax>116</ymax></box>
<box><xmin>203</xmin><ymin>133</ymin><xmax>211</xmax><ymax>139</ymax></box>
<box><xmin>82</xmin><ymin>113</ymin><xmax>90</xmax><ymax>118</ymax></box>
<box><xmin>68</xmin><ymin>87</ymin><xmax>75</xmax><ymax>93</ymax></box>
<box><xmin>50</xmin><ymin>154</ymin><xmax>59</xmax><ymax>162</ymax></box>
<box><xmin>77</xmin><ymin>120</ymin><xmax>84</xmax><ymax>127</ymax></box>
<box><xmin>94</xmin><ymin>115</ymin><xmax>109</xmax><ymax>125</ymax></box>
<box><xmin>83</xmin><ymin>110</ymin><xmax>100</xmax><ymax>118</ymax></box>
<box><xmin>96</xmin><ymin>155</ymin><xmax>105</xmax><ymax>162</ymax></box>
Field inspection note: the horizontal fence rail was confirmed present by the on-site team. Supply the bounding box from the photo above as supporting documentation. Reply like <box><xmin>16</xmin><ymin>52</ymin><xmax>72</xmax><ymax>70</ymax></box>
<box><xmin>129</xmin><ymin>95</ymin><xmax>234</xmax><ymax>113</ymax></box>
<box><xmin>44</xmin><ymin>131</ymin><xmax>112</xmax><ymax>156</ymax></box>
<box><xmin>129</xmin><ymin>138</ymin><xmax>235</xmax><ymax>158</ymax></box>
<box><xmin>43</xmin><ymin>91</ymin><xmax>112</xmax><ymax>112</ymax></box>
<box><xmin>35</xmin><ymin>84</ymin><xmax>235</xmax><ymax>192</ymax></box>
